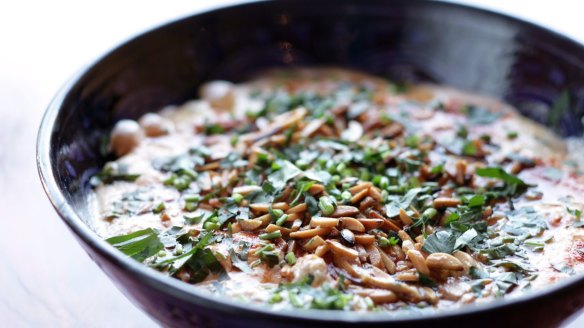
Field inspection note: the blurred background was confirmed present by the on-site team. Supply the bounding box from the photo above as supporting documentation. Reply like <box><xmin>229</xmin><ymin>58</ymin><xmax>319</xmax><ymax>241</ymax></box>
<box><xmin>0</xmin><ymin>0</ymin><xmax>582</xmax><ymax>326</ymax></box>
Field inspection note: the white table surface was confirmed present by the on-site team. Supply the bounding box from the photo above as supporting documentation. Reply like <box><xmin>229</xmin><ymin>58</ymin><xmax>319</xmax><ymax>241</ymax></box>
<box><xmin>0</xmin><ymin>0</ymin><xmax>582</xmax><ymax>327</ymax></box>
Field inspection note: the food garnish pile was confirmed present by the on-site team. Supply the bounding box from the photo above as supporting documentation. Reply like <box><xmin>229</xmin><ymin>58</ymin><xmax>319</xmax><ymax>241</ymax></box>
<box><xmin>92</xmin><ymin>69</ymin><xmax>584</xmax><ymax>312</ymax></box>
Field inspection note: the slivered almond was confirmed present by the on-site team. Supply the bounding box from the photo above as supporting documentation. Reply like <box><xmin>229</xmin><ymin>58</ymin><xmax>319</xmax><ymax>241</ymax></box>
<box><xmin>452</xmin><ymin>250</ymin><xmax>478</xmax><ymax>272</ymax></box>
<box><xmin>456</xmin><ymin>160</ymin><xmax>467</xmax><ymax>185</ymax></box>
<box><xmin>290</xmin><ymin>219</ymin><xmax>303</xmax><ymax>232</ymax></box>
<box><xmin>426</xmin><ymin>253</ymin><xmax>464</xmax><ymax>271</ymax></box>
<box><xmin>358</xmin><ymin>218</ymin><xmax>384</xmax><ymax>230</ymax></box>
<box><xmin>289</xmin><ymin>227</ymin><xmax>331</xmax><ymax>239</ymax></box>
<box><xmin>381</xmin><ymin>219</ymin><xmax>401</xmax><ymax>232</ymax></box>
<box><xmin>255</xmin><ymin>214</ymin><xmax>272</xmax><ymax>226</ymax></box>
<box><xmin>391</xmin><ymin>245</ymin><xmax>406</xmax><ymax>261</ymax></box>
<box><xmin>286</xmin><ymin>203</ymin><xmax>307</xmax><ymax>214</ymax></box>
<box><xmin>369</xmin><ymin>210</ymin><xmax>386</xmax><ymax>220</ymax></box>
<box><xmin>328</xmin><ymin>240</ymin><xmax>359</xmax><ymax>260</ymax></box>
<box><xmin>366</xmin><ymin>244</ymin><xmax>382</xmax><ymax>268</ymax></box>
<box><xmin>433</xmin><ymin>197</ymin><xmax>461</xmax><ymax>208</ymax></box>
<box><xmin>333</xmin><ymin>254</ymin><xmax>360</xmax><ymax>278</ymax></box>
<box><xmin>359</xmin><ymin>196</ymin><xmax>376</xmax><ymax>211</ymax></box>
<box><xmin>232</xmin><ymin>185</ymin><xmax>262</xmax><ymax>195</ymax></box>
<box><xmin>300</xmin><ymin>118</ymin><xmax>325</xmax><ymax>137</ymax></box>
<box><xmin>348</xmin><ymin>182</ymin><xmax>372</xmax><ymax>194</ymax></box>
<box><xmin>368</xmin><ymin>187</ymin><xmax>383</xmax><ymax>202</ymax></box>
<box><xmin>249</xmin><ymin>202</ymin><xmax>289</xmax><ymax>213</ymax></box>
<box><xmin>239</xmin><ymin>219</ymin><xmax>262</xmax><ymax>231</ymax></box>
<box><xmin>231</xmin><ymin>222</ymin><xmax>242</xmax><ymax>234</ymax></box>
<box><xmin>398</xmin><ymin>230</ymin><xmax>414</xmax><ymax>243</ymax></box>
<box><xmin>265</xmin><ymin>224</ymin><xmax>290</xmax><ymax>236</ymax></box>
<box><xmin>398</xmin><ymin>208</ymin><xmax>414</xmax><ymax>225</ymax></box>
<box><xmin>401</xmin><ymin>240</ymin><xmax>415</xmax><ymax>253</ymax></box>
<box><xmin>354</xmin><ymin>234</ymin><xmax>375</xmax><ymax>245</ymax></box>
<box><xmin>284</xmin><ymin>213</ymin><xmax>301</xmax><ymax>222</ymax></box>
<box><xmin>331</xmin><ymin>205</ymin><xmax>360</xmax><ymax>218</ymax></box>
<box><xmin>310</xmin><ymin>217</ymin><xmax>340</xmax><ymax>228</ymax></box>
<box><xmin>340</xmin><ymin>217</ymin><xmax>366</xmax><ymax>232</ymax></box>
<box><xmin>354</xmin><ymin>289</ymin><xmax>398</xmax><ymax>304</ymax></box>
<box><xmin>308</xmin><ymin>184</ymin><xmax>325</xmax><ymax>195</ymax></box>
<box><xmin>197</xmin><ymin>162</ymin><xmax>220</xmax><ymax>171</ymax></box>
<box><xmin>351</xmin><ymin>188</ymin><xmax>369</xmax><ymax>204</ymax></box>
<box><xmin>314</xmin><ymin>244</ymin><xmax>330</xmax><ymax>257</ymax></box>
<box><xmin>407</xmin><ymin>249</ymin><xmax>430</xmax><ymax>276</ymax></box>
<box><xmin>303</xmin><ymin>235</ymin><xmax>326</xmax><ymax>251</ymax></box>
<box><xmin>269</xmin><ymin>135</ymin><xmax>286</xmax><ymax>144</ymax></box>
<box><xmin>378</xmin><ymin>247</ymin><xmax>397</xmax><ymax>274</ymax></box>
<box><xmin>395</xmin><ymin>270</ymin><xmax>419</xmax><ymax>282</ymax></box>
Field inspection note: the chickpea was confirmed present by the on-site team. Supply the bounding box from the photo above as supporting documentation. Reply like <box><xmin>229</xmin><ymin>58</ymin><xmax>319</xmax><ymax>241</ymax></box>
<box><xmin>138</xmin><ymin>113</ymin><xmax>173</xmax><ymax>137</ymax></box>
<box><xmin>110</xmin><ymin>119</ymin><xmax>143</xmax><ymax>156</ymax></box>
<box><xmin>199</xmin><ymin>80</ymin><xmax>235</xmax><ymax>110</ymax></box>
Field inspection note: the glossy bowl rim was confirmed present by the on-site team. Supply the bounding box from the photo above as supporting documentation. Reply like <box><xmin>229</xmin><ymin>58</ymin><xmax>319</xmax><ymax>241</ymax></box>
<box><xmin>37</xmin><ymin>0</ymin><xmax>584</xmax><ymax>324</ymax></box>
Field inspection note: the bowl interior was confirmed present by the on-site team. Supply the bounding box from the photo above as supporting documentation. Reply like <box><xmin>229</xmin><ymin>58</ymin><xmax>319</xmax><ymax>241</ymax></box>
<box><xmin>40</xmin><ymin>0</ymin><xmax>584</xmax><ymax>325</ymax></box>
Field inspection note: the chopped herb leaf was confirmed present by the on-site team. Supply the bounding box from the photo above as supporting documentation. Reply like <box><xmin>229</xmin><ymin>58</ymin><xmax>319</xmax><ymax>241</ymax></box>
<box><xmin>106</xmin><ymin>228</ymin><xmax>163</xmax><ymax>262</ymax></box>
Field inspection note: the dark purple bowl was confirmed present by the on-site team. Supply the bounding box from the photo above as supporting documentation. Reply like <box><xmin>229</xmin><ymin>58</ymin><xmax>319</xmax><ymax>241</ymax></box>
<box><xmin>37</xmin><ymin>0</ymin><xmax>584</xmax><ymax>327</ymax></box>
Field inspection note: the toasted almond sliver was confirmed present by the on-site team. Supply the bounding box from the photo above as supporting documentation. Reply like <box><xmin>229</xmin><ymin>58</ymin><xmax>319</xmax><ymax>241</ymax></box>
<box><xmin>232</xmin><ymin>185</ymin><xmax>262</xmax><ymax>195</ymax></box>
<box><xmin>328</xmin><ymin>240</ymin><xmax>359</xmax><ymax>260</ymax></box>
<box><xmin>398</xmin><ymin>230</ymin><xmax>414</xmax><ymax>243</ymax></box>
<box><xmin>355</xmin><ymin>289</ymin><xmax>398</xmax><ymax>304</ymax></box>
<box><xmin>333</xmin><ymin>254</ymin><xmax>360</xmax><ymax>278</ymax></box>
<box><xmin>398</xmin><ymin>208</ymin><xmax>414</xmax><ymax>225</ymax></box>
<box><xmin>433</xmin><ymin>197</ymin><xmax>461</xmax><ymax>209</ymax></box>
<box><xmin>287</xmin><ymin>203</ymin><xmax>307</xmax><ymax>214</ymax></box>
<box><xmin>382</xmin><ymin>219</ymin><xmax>402</xmax><ymax>232</ymax></box>
<box><xmin>310</xmin><ymin>217</ymin><xmax>340</xmax><ymax>228</ymax></box>
<box><xmin>303</xmin><ymin>235</ymin><xmax>326</xmax><ymax>251</ymax></box>
<box><xmin>426</xmin><ymin>253</ymin><xmax>464</xmax><ymax>271</ymax></box>
<box><xmin>366</xmin><ymin>243</ymin><xmax>382</xmax><ymax>267</ymax></box>
<box><xmin>249</xmin><ymin>202</ymin><xmax>289</xmax><ymax>213</ymax></box>
<box><xmin>368</xmin><ymin>187</ymin><xmax>383</xmax><ymax>202</ymax></box>
<box><xmin>340</xmin><ymin>217</ymin><xmax>366</xmax><ymax>232</ymax></box>
<box><xmin>265</xmin><ymin>223</ymin><xmax>290</xmax><ymax>236</ymax></box>
<box><xmin>308</xmin><ymin>184</ymin><xmax>325</xmax><ymax>195</ymax></box>
<box><xmin>348</xmin><ymin>182</ymin><xmax>372</xmax><ymax>194</ymax></box>
<box><xmin>354</xmin><ymin>234</ymin><xmax>376</xmax><ymax>245</ymax></box>
<box><xmin>391</xmin><ymin>245</ymin><xmax>406</xmax><ymax>261</ymax></box>
<box><xmin>395</xmin><ymin>270</ymin><xmax>419</xmax><ymax>282</ymax></box>
<box><xmin>314</xmin><ymin>244</ymin><xmax>330</xmax><ymax>257</ymax></box>
<box><xmin>351</xmin><ymin>188</ymin><xmax>369</xmax><ymax>204</ymax></box>
<box><xmin>358</xmin><ymin>218</ymin><xmax>384</xmax><ymax>230</ymax></box>
<box><xmin>230</xmin><ymin>222</ymin><xmax>242</xmax><ymax>234</ymax></box>
<box><xmin>401</xmin><ymin>240</ymin><xmax>415</xmax><ymax>253</ymax></box>
<box><xmin>453</xmin><ymin>250</ymin><xmax>478</xmax><ymax>272</ymax></box>
<box><xmin>300</xmin><ymin>118</ymin><xmax>325</xmax><ymax>137</ymax></box>
<box><xmin>255</xmin><ymin>213</ymin><xmax>272</xmax><ymax>226</ymax></box>
<box><xmin>290</xmin><ymin>219</ymin><xmax>303</xmax><ymax>232</ymax></box>
<box><xmin>407</xmin><ymin>249</ymin><xmax>430</xmax><ymax>276</ymax></box>
<box><xmin>197</xmin><ymin>162</ymin><xmax>220</xmax><ymax>171</ymax></box>
<box><xmin>378</xmin><ymin>246</ymin><xmax>397</xmax><ymax>274</ymax></box>
<box><xmin>456</xmin><ymin>160</ymin><xmax>467</xmax><ymax>185</ymax></box>
<box><xmin>330</xmin><ymin>205</ymin><xmax>360</xmax><ymax>218</ymax></box>
<box><xmin>239</xmin><ymin>219</ymin><xmax>262</xmax><ymax>231</ymax></box>
<box><xmin>269</xmin><ymin>135</ymin><xmax>287</xmax><ymax>144</ymax></box>
<box><xmin>285</xmin><ymin>213</ymin><xmax>300</xmax><ymax>222</ymax></box>
<box><xmin>289</xmin><ymin>227</ymin><xmax>331</xmax><ymax>239</ymax></box>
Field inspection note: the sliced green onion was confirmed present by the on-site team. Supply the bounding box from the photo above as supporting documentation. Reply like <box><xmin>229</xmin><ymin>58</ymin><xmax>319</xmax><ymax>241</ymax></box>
<box><xmin>286</xmin><ymin>252</ymin><xmax>297</xmax><ymax>265</ymax></box>
<box><xmin>276</xmin><ymin>214</ymin><xmax>289</xmax><ymax>226</ymax></box>
<box><xmin>318</xmin><ymin>196</ymin><xmax>336</xmax><ymax>215</ymax></box>
<box><xmin>259</xmin><ymin>231</ymin><xmax>282</xmax><ymax>240</ymax></box>
<box><xmin>232</xmin><ymin>193</ymin><xmax>244</xmax><ymax>204</ymax></box>
<box><xmin>153</xmin><ymin>202</ymin><xmax>165</xmax><ymax>214</ymax></box>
